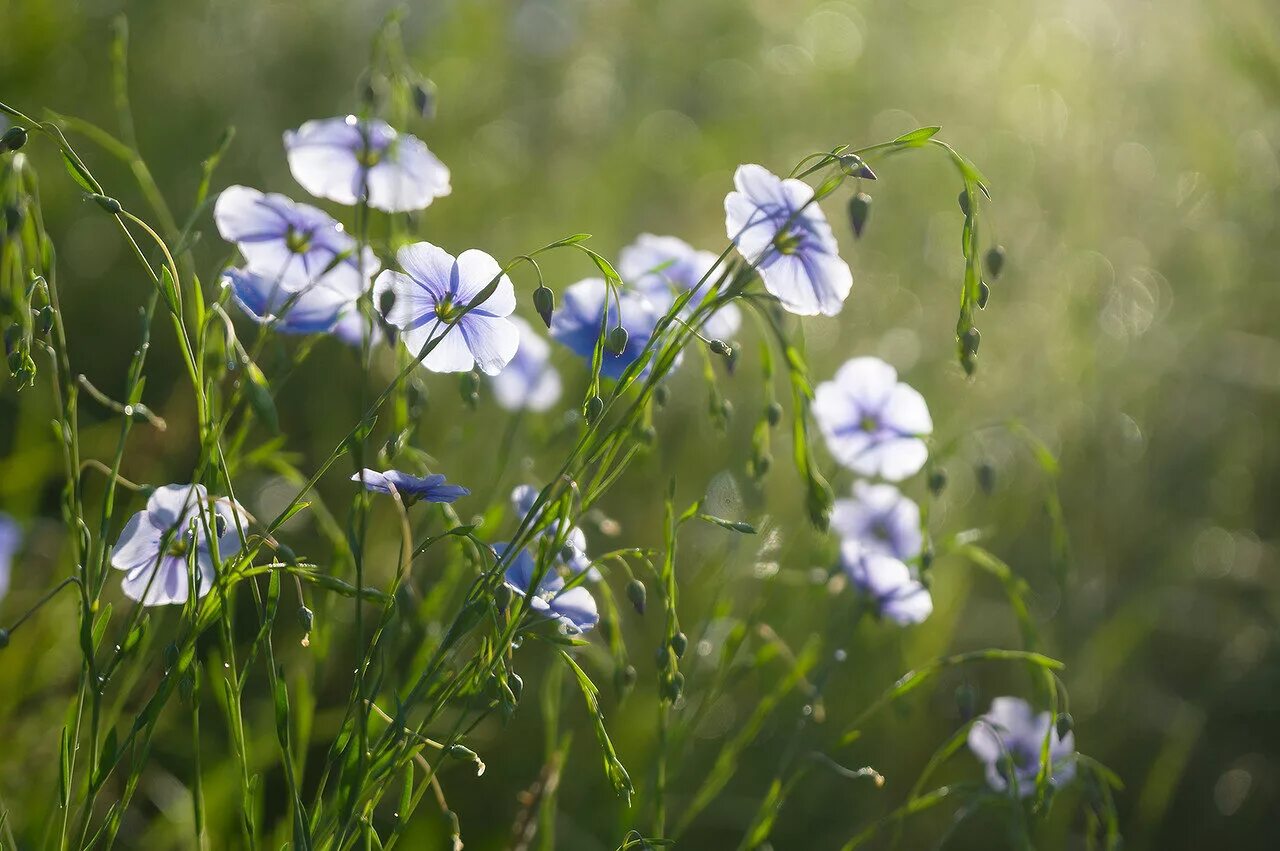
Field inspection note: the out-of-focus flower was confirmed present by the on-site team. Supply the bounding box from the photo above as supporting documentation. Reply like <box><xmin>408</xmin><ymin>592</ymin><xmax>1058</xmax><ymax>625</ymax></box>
<box><xmin>491</xmin><ymin>317</ymin><xmax>562</xmax><ymax>412</ymax></box>
<box><xmin>509</xmin><ymin>485</ymin><xmax>598</xmax><ymax>580</ymax></box>
<box><xmin>0</xmin><ymin>513</ymin><xmax>21</xmax><ymax>603</ymax></box>
<box><xmin>284</xmin><ymin>116</ymin><xmax>450</xmax><ymax>213</ymax></box>
<box><xmin>497</xmin><ymin>543</ymin><xmax>599</xmax><ymax>633</ymax></box>
<box><xmin>376</xmin><ymin>242</ymin><xmax>518</xmax><ymax>375</ymax></box>
<box><xmin>831</xmin><ymin>481</ymin><xmax>923</xmax><ymax>562</ymax></box>
<box><xmin>967</xmin><ymin>697</ymin><xmax>1076</xmax><ymax>797</ymax></box>
<box><xmin>352</xmin><ymin>469</ymin><xmax>469</xmax><ymax>504</ymax></box>
<box><xmin>724</xmin><ymin>164</ymin><xmax>852</xmax><ymax>316</ymax></box>
<box><xmin>221</xmin><ymin>267</ymin><xmax>357</xmax><ymax>337</ymax></box>
<box><xmin>550</xmin><ymin>277</ymin><xmax>666</xmax><ymax>380</ymax></box>
<box><xmin>109</xmin><ymin>484</ymin><xmax>247</xmax><ymax>607</ymax></box>
<box><xmin>813</xmin><ymin>357</ymin><xmax>933</xmax><ymax>481</ymax></box>
<box><xmin>839</xmin><ymin>540</ymin><xmax>932</xmax><ymax>625</ymax></box>
<box><xmin>618</xmin><ymin>233</ymin><xmax>740</xmax><ymax>340</ymax></box>
<box><xmin>213</xmin><ymin>185</ymin><xmax>379</xmax><ymax>293</ymax></box>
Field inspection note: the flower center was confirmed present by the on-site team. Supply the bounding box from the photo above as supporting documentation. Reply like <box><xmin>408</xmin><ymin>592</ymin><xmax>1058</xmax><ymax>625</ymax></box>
<box><xmin>871</xmin><ymin>522</ymin><xmax>891</xmax><ymax>542</ymax></box>
<box><xmin>285</xmin><ymin>227</ymin><xmax>312</xmax><ymax>255</ymax></box>
<box><xmin>357</xmin><ymin>146</ymin><xmax>383</xmax><ymax>168</ymax></box>
<box><xmin>435</xmin><ymin>296</ymin><xmax>465</xmax><ymax>323</ymax></box>
<box><xmin>772</xmin><ymin>229</ymin><xmax>803</xmax><ymax>255</ymax></box>
<box><xmin>859</xmin><ymin>414</ymin><xmax>880</xmax><ymax>434</ymax></box>
<box><xmin>167</xmin><ymin>536</ymin><xmax>191</xmax><ymax>558</ymax></box>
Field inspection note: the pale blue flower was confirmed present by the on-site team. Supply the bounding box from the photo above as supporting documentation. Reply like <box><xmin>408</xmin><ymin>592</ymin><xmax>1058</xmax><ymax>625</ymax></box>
<box><xmin>618</xmin><ymin>233</ymin><xmax>741</xmax><ymax>340</ymax></box>
<box><xmin>284</xmin><ymin>116</ymin><xmax>450</xmax><ymax>213</ymax></box>
<box><xmin>839</xmin><ymin>540</ymin><xmax>932</xmax><ymax>625</ymax></box>
<box><xmin>813</xmin><ymin>357</ymin><xmax>933</xmax><ymax>481</ymax></box>
<box><xmin>491</xmin><ymin>317</ymin><xmax>562</xmax><ymax>412</ymax></box>
<box><xmin>831</xmin><ymin>481</ymin><xmax>923</xmax><ymax>562</ymax></box>
<box><xmin>724</xmin><ymin>164</ymin><xmax>852</xmax><ymax>316</ymax></box>
<box><xmin>221</xmin><ymin>267</ymin><xmax>357</xmax><ymax>337</ymax></box>
<box><xmin>0</xmin><ymin>512</ymin><xmax>21</xmax><ymax>603</ymax></box>
<box><xmin>110</xmin><ymin>484</ymin><xmax>247</xmax><ymax>607</ymax></box>
<box><xmin>509</xmin><ymin>485</ymin><xmax>597</xmax><ymax>580</ymax></box>
<box><xmin>213</xmin><ymin>185</ymin><xmax>379</xmax><ymax>293</ymax></box>
<box><xmin>968</xmin><ymin>697</ymin><xmax>1076</xmax><ymax>797</ymax></box>
<box><xmin>352</xmin><ymin>469</ymin><xmax>469</xmax><ymax>504</ymax></box>
<box><xmin>376</xmin><ymin>242</ymin><xmax>519</xmax><ymax>375</ymax></box>
<box><xmin>550</xmin><ymin>277</ymin><xmax>667</xmax><ymax>380</ymax></box>
<box><xmin>496</xmin><ymin>543</ymin><xmax>599</xmax><ymax>633</ymax></box>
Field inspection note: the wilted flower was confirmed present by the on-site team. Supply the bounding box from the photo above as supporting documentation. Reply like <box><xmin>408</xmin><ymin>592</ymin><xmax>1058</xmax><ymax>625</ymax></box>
<box><xmin>550</xmin><ymin>277</ymin><xmax>666</xmax><ymax>380</ymax></box>
<box><xmin>618</xmin><ymin>233</ymin><xmax>741</xmax><ymax>340</ymax></box>
<box><xmin>376</xmin><ymin>242</ymin><xmax>518</xmax><ymax>375</ymax></box>
<box><xmin>0</xmin><ymin>512</ymin><xmax>20</xmax><ymax>603</ymax></box>
<box><xmin>839</xmin><ymin>540</ymin><xmax>932</xmax><ymax>625</ymax></box>
<box><xmin>724</xmin><ymin>164</ymin><xmax>852</xmax><ymax>316</ymax></box>
<box><xmin>491</xmin><ymin>317</ymin><xmax>562</xmax><ymax>412</ymax></box>
<box><xmin>221</xmin><ymin>267</ymin><xmax>358</xmax><ymax>337</ymax></box>
<box><xmin>968</xmin><ymin>697</ymin><xmax>1076</xmax><ymax>797</ymax></box>
<box><xmin>110</xmin><ymin>484</ymin><xmax>247</xmax><ymax>607</ymax></box>
<box><xmin>352</xmin><ymin>469</ymin><xmax>469</xmax><ymax>504</ymax></box>
<box><xmin>496</xmin><ymin>543</ymin><xmax>599</xmax><ymax>633</ymax></box>
<box><xmin>813</xmin><ymin>357</ymin><xmax>933</xmax><ymax>481</ymax></box>
<box><xmin>213</xmin><ymin>185</ymin><xmax>379</xmax><ymax>293</ymax></box>
<box><xmin>831</xmin><ymin>481</ymin><xmax>923</xmax><ymax>562</ymax></box>
<box><xmin>284</xmin><ymin>116</ymin><xmax>450</xmax><ymax>213</ymax></box>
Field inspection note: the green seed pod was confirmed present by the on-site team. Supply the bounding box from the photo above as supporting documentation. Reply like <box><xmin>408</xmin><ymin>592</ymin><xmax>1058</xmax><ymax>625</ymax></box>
<box><xmin>708</xmin><ymin>339</ymin><xmax>731</xmax><ymax>357</ymax></box>
<box><xmin>961</xmin><ymin>327</ymin><xmax>980</xmax><ymax>357</ymax></box>
<box><xmin>1056</xmin><ymin>712</ymin><xmax>1074</xmax><ymax>739</ymax></box>
<box><xmin>532</xmin><ymin>285</ymin><xmax>555</xmax><ymax>328</ymax></box>
<box><xmin>36</xmin><ymin>305</ymin><xmax>54</xmax><ymax>335</ymax></box>
<box><xmin>1</xmin><ymin>126</ymin><xmax>27</xmax><ymax>152</ymax></box>
<box><xmin>625</xmin><ymin>578</ymin><xmax>647</xmax><ymax>614</ymax></box>
<box><xmin>753</xmin><ymin>452</ymin><xmax>772</xmax><ymax>477</ymax></box>
<box><xmin>985</xmin><ymin>245</ymin><xmax>1006</xmax><ymax>279</ymax></box>
<box><xmin>620</xmin><ymin>664</ymin><xmax>638</xmax><ymax>689</ymax></box>
<box><xmin>655</xmin><ymin>645</ymin><xmax>671</xmax><ymax>669</ymax></box>
<box><xmin>607</xmin><ymin>325</ymin><xmax>629</xmax><ymax>355</ymax></box>
<box><xmin>90</xmin><ymin>194</ymin><xmax>123</xmax><ymax>215</ymax></box>
<box><xmin>670</xmin><ymin>631</ymin><xmax>688</xmax><ymax>658</ymax></box>
<box><xmin>847</xmin><ymin>192</ymin><xmax>872</xmax><ymax>238</ymax></box>
<box><xmin>654</xmin><ymin>384</ymin><xmax>669</xmax><ymax>407</ymax></box>
<box><xmin>635</xmin><ymin>423</ymin><xmax>657</xmax><ymax>446</ymax></box>
<box><xmin>957</xmin><ymin>190</ymin><xmax>971</xmax><ymax>217</ymax></box>
<box><xmin>494</xmin><ymin>582</ymin><xmax>513</xmax><ymax>612</ymax></box>
<box><xmin>765</xmin><ymin>401</ymin><xmax>783</xmax><ymax>427</ymax></box>
<box><xmin>584</xmin><ymin>394</ymin><xmax>604</xmax><ymax>423</ymax></box>
<box><xmin>664</xmin><ymin>671</ymin><xmax>685</xmax><ymax>702</ymax></box>
<box><xmin>718</xmin><ymin>398</ymin><xmax>733</xmax><ymax>421</ymax></box>
<box><xmin>977</xmin><ymin>280</ymin><xmax>991</xmax><ymax>310</ymax></box>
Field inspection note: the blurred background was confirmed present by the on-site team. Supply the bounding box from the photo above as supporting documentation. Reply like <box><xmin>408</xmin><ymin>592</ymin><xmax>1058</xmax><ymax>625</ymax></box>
<box><xmin>2</xmin><ymin>0</ymin><xmax>1280</xmax><ymax>848</ymax></box>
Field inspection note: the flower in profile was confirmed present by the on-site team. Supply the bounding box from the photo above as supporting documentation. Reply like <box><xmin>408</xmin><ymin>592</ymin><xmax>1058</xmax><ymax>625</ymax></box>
<box><xmin>0</xmin><ymin>512</ymin><xmax>21</xmax><ymax>603</ymax></box>
<box><xmin>509</xmin><ymin>485</ymin><xmax>598</xmax><ymax>580</ymax></box>
<box><xmin>213</xmin><ymin>185</ymin><xmax>379</xmax><ymax>293</ymax></box>
<box><xmin>284</xmin><ymin>116</ymin><xmax>451</xmax><ymax>213</ymax></box>
<box><xmin>839</xmin><ymin>540</ymin><xmax>932</xmax><ymax>625</ymax></box>
<box><xmin>724</xmin><ymin>164</ymin><xmax>852</xmax><ymax>316</ymax></box>
<box><xmin>352</xmin><ymin>469</ymin><xmax>469</xmax><ymax>505</ymax></box>
<box><xmin>813</xmin><ymin>357</ymin><xmax>933</xmax><ymax>481</ymax></box>
<box><xmin>831</xmin><ymin>481</ymin><xmax>923</xmax><ymax>562</ymax></box>
<box><xmin>496</xmin><ymin>543</ymin><xmax>599</xmax><ymax>633</ymax></box>
<box><xmin>618</xmin><ymin>233</ymin><xmax>741</xmax><ymax>340</ymax></box>
<box><xmin>491</xmin><ymin>317</ymin><xmax>562</xmax><ymax>412</ymax></box>
<box><xmin>221</xmin><ymin>267</ymin><xmax>357</xmax><ymax>337</ymax></box>
<box><xmin>110</xmin><ymin>484</ymin><xmax>247</xmax><ymax>607</ymax></box>
<box><xmin>376</xmin><ymin>242</ymin><xmax>519</xmax><ymax>375</ymax></box>
<box><xmin>550</xmin><ymin>277</ymin><xmax>667</xmax><ymax>381</ymax></box>
<box><xmin>967</xmin><ymin>697</ymin><xmax>1076</xmax><ymax>797</ymax></box>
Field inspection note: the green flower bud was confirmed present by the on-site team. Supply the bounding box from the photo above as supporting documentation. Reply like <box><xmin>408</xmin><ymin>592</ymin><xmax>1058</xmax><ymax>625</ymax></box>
<box><xmin>955</xmin><ymin>683</ymin><xmax>977</xmax><ymax>720</ymax></box>
<box><xmin>635</xmin><ymin>423</ymin><xmax>657</xmax><ymax>446</ymax></box>
<box><xmin>766</xmin><ymin>401</ymin><xmax>783</xmax><ymax>427</ymax></box>
<box><xmin>664</xmin><ymin>671</ymin><xmax>685</xmax><ymax>702</ymax></box>
<box><xmin>1056</xmin><ymin>712</ymin><xmax>1073</xmax><ymax>739</ymax></box>
<box><xmin>961</xmin><ymin>327</ymin><xmax>980</xmax><ymax>357</ymax></box>
<box><xmin>297</xmin><ymin>605</ymin><xmax>314</xmax><ymax>633</ymax></box>
<box><xmin>532</xmin><ymin>285</ymin><xmax>555</xmax><ymax>327</ymax></box>
<box><xmin>625</xmin><ymin>579</ymin><xmax>647</xmax><ymax>614</ymax></box>
<box><xmin>1</xmin><ymin>126</ymin><xmax>28</xmax><ymax>152</ymax></box>
<box><xmin>0</xmin><ymin>628</ymin><xmax>9</xmax><ymax>649</ymax></box>
<box><xmin>985</xmin><ymin>245</ymin><xmax>1006</xmax><ymax>279</ymax></box>
<box><xmin>655</xmin><ymin>645</ymin><xmax>671</xmax><ymax>669</ymax></box>
<box><xmin>36</xmin><ymin>305</ymin><xmax>54</xmax><ymax>335</ymax></box>
<box><xmin>494</xmin><ymin>582</ymin><xmax>513</xmax><ymax>612</ymax></box>
<box><xmin>89</xmin><ymin>194</ymin><xmax>122</xmax><ymax>215</ymax></box>
<box><xmin>654</xmin><ymin>384</ymin><xmax>669</xmax><ymax>407</ymax></box>
<box><xmin>584</xmin><ymin>394</ymin><xmax>604</xmax><ymax>423</ymax></box>
<box><xmin>670</xmin><ymin>631</ymin><xmax>688</xmax><ymax>658</ymax></box>
<box><xmin>607</xmin><ymin>326</ymin><xmax>629</xmax><ymax>355</ymax></box>
<box><xmin>708</xmin><ymin>339</ymin><xmax>731</xmax><ymax>357</ymax></box>
<box><xmin>847</xmin><ymin>192</ymin><xmax>872</xmax><ymax>238</ymax></box>
<box><xmin>412</xmin><ymin>79</ymin><xmax>438</xmax><ymax>119</ymax></box>
<box><xmin>957</xmin><ymin>190</ymin><xmax>971</xmax><ymax>217</ymax></box>
<box><xmin>977</xmin><ymin>281</ymin><xmax>991</xmax><ymax>310</ymax></box>
<box><xmin>838</xmin><ymin>153</ymin><xmax>876</xmax><ymax>180</ymax></box>
<box><xmin>928</xmin><ymin>469</ymin><xmax>947</xmax><ymax>496</ymax></box>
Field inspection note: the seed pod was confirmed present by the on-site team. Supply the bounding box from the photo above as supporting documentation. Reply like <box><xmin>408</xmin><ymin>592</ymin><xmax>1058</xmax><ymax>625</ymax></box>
<box><xmin>753</xmin><ymin>452</ymin><xmax>772</xmax><ymax>477</ymax></box>
<box><xmin>607</xmin><ymin>326</ymin><xmax>629</xmax><ymax>355</ymax></box>
<box><xmin>765</xmin><ymin>401</ymin><xmax>783</xmax><ymax>427</ymax></box>
<box><xmin>977</xmin><ymin>281</ymin><xmax>991</xmax><ymax>310</ymax></box>
<box><xmin>655</xmin><ymin>645</ymin><xmax>671</xmax><ymax>669</ymax></box>
<box><xmin>1</xmin><ymin>126</ymin><xmax>27</xmax><ymax>152</ymax></box>
<box><xmin>297</xmin><ymin>605</ymin><xmax>314</xmax><ymax>633</ymax></box>
<box><xmin>584</xmin><ymin>394</ymin><xmax>604</xmax><ymax>423</ymax></box>
<box><xmin>36</xmin><ymin>305</ymin><xmax>54</xmax><ymax>335</ymax></box>
<box><xmin>847</xmin><ymin>192</ymin><xmax>872</xmax><ymax>238</ymax></box>
<box><xmin>90</xmin><ymin>194</ymin><xmax>123</xmax><ymax>215</ymax></box>
<box><xmin>670</xmin><ymin>631</ymin><xmax>688</xmax><ymax>658</ymax></box>
<box><xmin>620</xmin><ymin>664</ymin><xmax>637</xmax><ymax>689</ymax></box>
<box><xmin>985</xmin><ymin>245</ymin><xmax>1006</xmax><ymax>279</ymax></box>
<box><xmin>708</xmin><ymin>338</ymin><xmax>731</xmax><ymax>357</ymax></box>
<box><xmin>664</xmin><ymin>671</ymin><xmax>685</xmax><ymax>702</ymax></box>
<box><xmin>0</xmin><ymin>628</ymin><xmax>9</xmax><ymax>649</ymax></box>
<box><xmin>961</xmin><ymin>327</ymin><xmax>980</xmax><ymax>357</ymax></box>
<box><xmin>654</xmin><ymin>384</ymin><xmax>669</xmax><ymax>407</ymax></box>
<box><xmin>447</xmin><ymin>743</ymin><xmax>478</xmax><ymax>762</ymax></box>
<box><xmin>625</xmin><ymin>579</ymin><xmax>647</xmax><ymax>614</ymax></box>
<box><xmin>532</xmin><ymin>285</ymin><xmax>555</xmax><ymax>327</ymax></box>
<box><xmin>957</xmin><ymin>190</ymin><xmax>971</xmax><ymax>216</ymax></box>
<box><xmin>635</xmin><ymin>423</ymin><xmax>657</xmax><ymax>445</ymax></box>
<box><xmin>494</xmin><ymin>582</ymin><xmax>513</xmax><ymax>612</ymax></box>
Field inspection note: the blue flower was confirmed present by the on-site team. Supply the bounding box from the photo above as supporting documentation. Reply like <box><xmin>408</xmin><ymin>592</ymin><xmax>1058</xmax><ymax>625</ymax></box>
<box><xmin>376</xmin><ymin>242</ymin><xmax>519</xmax><ymax>375</ymax></box>
<box><xmin>352</xmin><ymin>469</ymin><xmax>469</xmax><ymax>504</ymax></box>
<box><xmin>724</xmin><ymin>164</ymin><xmax>852</xmax><ymax>316</ymax></box>
<box><xmin>221</xmin><ymin>267</ymin><xmax>358</xmax><ymax>337</ymax></box>
<box><xmin>509</xmin><ymin>485</ymin><xmax>598</xmax><ymax>580</ymax></box>
<box><xmin>831</xmin><ymin>481</ymin><xmax>923</xmax><ymax>562</ymax></box>
<box><xmin>285</xmin><ymin>116</ymin><xmax>451</xmax><ymax>213</ymax></box>
<box><xmin>550</xmin><ymin>277</ymin><xmax>667</xmax><ymax>381</ymax></box>
<box><xmin>491</xmin><ymin>317</ymin><xmax>562</xmax><ymax>412</ymax></box>
<box><xmin>839</xmin><ymin>540</ymin><xmax>932</xmax><ymax>625</ymax></box>
<box><xmin>496</xmin><ymin>543</ymin><xmax>599</xmax><ymax>633</ymax></box>
<box><xmin>0</xmin><ymin>512</ymin><xmax>21</xmax><ymax>603</ymax></box>
<box><xmin>968</xmin><ymin>697</ymin><xmax>1076</xmax><ymax>797</ymax></box>
<box><xmin>109</xmin><ymin>484</ymin><xmax>247</xmax><ymax>607</ymax></box>
<box><xmin>618</xmin><ymin>233</ymin><xmax>741</xmax><ymax>340</ymax></box>
<box><xmin>813</xmin><ymin>357</ymin><xmax>933</xmax><ymax>481</ymax></box>
<box><xmin>214</xmin><ymin>185</ymin><xmax>379</xmax><ymax>293</ymax></box>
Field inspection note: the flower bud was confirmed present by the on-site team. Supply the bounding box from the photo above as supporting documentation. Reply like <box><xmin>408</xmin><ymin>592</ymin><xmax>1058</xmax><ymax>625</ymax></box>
<box><xmin>708</xmin><ymin>339</ymin><xmax>731</xmax><ymax>357</ymax></box>
<box><xmin>459</xmin><ymin>370</ymin><xmax>480</xmax><ymax>408</ymax></box>
<box><xmin>838</xmin><ymin>153</ymin><xmax>876</xmax><ymax>180</ymax></box>
<box><xmin>985</xmin><ymin>245</ymin><xmax>1006</xmax><ymax>279</ymax></box>
<box><xmin>663</xmin><ymin>671</ymin><xmax>685</xmax><ymax>702</ymax></box>
<box><xmin>955</xmin><ymin>683</ymin><xmax>977</xmax><ymax>720</ymax></box>
<box><xmin>509</xmin><ymin>671</ymin><xmax>524</xmax><ymax>701</ymax></box>
<box><xmin>655</xmin><ymin>645</ymin><xmax>671</xmax><ymax>669</ymax></box>
<box><xmin>961</xmin><ymin>327</ymin><xmax>980</xmax><ymax>357</ymax></box>
<box><xmin>163</xmin><ymin>642</ymin><xmax>180</xmax><ymax>672</ymax></box>
<box><xmin>928</xmin><ymin>469</ymin><xmax>947</xmax><ymax>495</ymax></box>
<box><xmin>619</xmin><ymin>664</ymin><xmax>638</xmax><ymax>689</ymax></box>
<box><xmin>447</xmin><ymin>743</ymin><xmax>478</xmax><ymax>762</ymax></box>
<box><xmin>765</xmin><ymin>401</ymin><xmax>783</xmax><ymax>427</ymax></box>
<box><xmin>635</xmin><ymin>423</ymin><xmax>657</xmax><ymax>446</ymax></box>
<box><xmin>654</xmin><ymin>384</ymin><xmax>669</xmax><ymax>407</ymax></box>
<box><xmin>920</xmin><ymin>546</ymin><xmax>934</xmax><ymax>570</ymax></box>
<box><xmin>493</xmin><ymin>582</ymin><xmax>513</xmax><ymax>612</ymax></box>
<box><xmin>847</xmin><ymin>192</ymin><xmax>872</xmax><ymax>238</ymax></box>
<box><xmin>606</xmin><ymin>326</ymin><xmax>629</xmax><ymax>355</ymax></box>
<box><xmin>717</xmin><ymin>398</ymin><xmax>733</xmax><ymax>421</ymax></box>
<box><xmin>670</xmin><ymin>631</ymin><xmax>688</xmax><ymax>658</ymax></box>
<box><xmin>1</xmin><ymin>126</ymin><xmax>28</xmax><ymax>152</ymax></box>
<box><xmin>752</xmin><ymin>452</ymin><xmax>772</xmax><ymax>477</ymax></box>
<box><xmin>297</xmin><ymin>605</ymin><xmax>314</xmax><ymax>633</ymax></box>
<box><xmin>977</xmin><ymin>281</ymin><xmax>991</xmax><ymax>310</ymax></box>
<box><xmin>532</xmin><ymin>285</ymin><xmax>555</xmax><ymax>328</ymax></box>
<box><xmin>36</xmin><ymin>305</ymin><xmax>54</xmax><ymax>335</ymax></box>
<box><xmin>1056</xmin><ymin>712</ymin><xmax>1074</xmax><ymax>739</ymax></box>
<box><xmin>0</xmin><ymin>628</ymin><xmax>9</xmax><ymax>649</ymax></box>
<box><xmin>625</xmin><ymin>578</ymin><xmax>646</xmax><ymax>614</ymax></box>
<box><xmin>584</xmin><ymin>394</ymin><xmax>604</xmax><ymax>423</ymax></box>
<box><xmin>89</xmin><ymin>194</ymin><xmax>122</xmax><ymax>215</ymax></box>
<box><xmin>976</xmin><ymin>462</ymin><xmax>996</xmax><ymax>495</ymax></box>
<box><xmin>412</xmin><ymin>79</ymin><xmax>438</xmax><ymax>119</ymax></box>
<box><xmin>957</xmin><ymin>190</ymin><xmax>971</xmax><ymax>217</ymax></box>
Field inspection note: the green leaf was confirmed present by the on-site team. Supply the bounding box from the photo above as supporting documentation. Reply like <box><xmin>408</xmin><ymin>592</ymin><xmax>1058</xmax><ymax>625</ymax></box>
<box><xmin>893</xmin><ymin>126</ymin><xmax>942</xmax><ymax>146</ymax></box>
<box><xmin>61</xmin><ymin>150</ymin><xmax>97</xmax><ymax>193</ymax></box>
<box><xmin>158</xmin><ymin>266</ymin><xmax>182</xmax><ymax>317</ymax></box>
